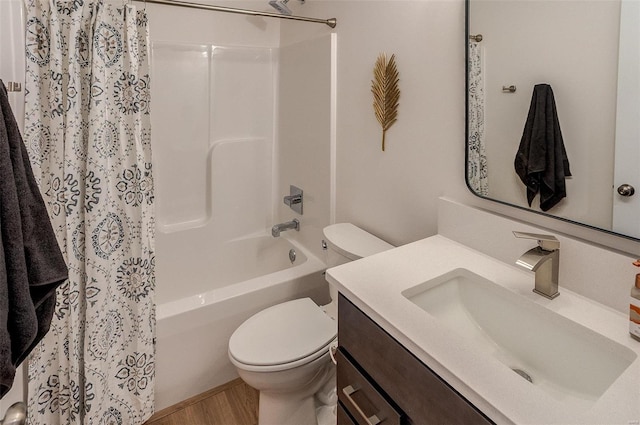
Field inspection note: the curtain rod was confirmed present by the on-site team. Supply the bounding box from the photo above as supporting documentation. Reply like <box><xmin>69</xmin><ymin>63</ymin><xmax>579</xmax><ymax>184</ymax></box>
<box><xmin>141</xmin><ymin>0</ymin><xmax>337</xmax><ymax>28</ymax></box>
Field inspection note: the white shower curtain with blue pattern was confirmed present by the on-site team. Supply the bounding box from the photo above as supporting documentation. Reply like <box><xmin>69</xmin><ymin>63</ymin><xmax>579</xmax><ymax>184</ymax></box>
<box><xmin>23</xmin><ymin>0</ymin><xmax>155</xmax><ymax>423</ymax></box>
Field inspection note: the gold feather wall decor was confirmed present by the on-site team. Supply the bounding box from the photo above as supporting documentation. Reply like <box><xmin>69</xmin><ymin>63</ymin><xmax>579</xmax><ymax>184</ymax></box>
<box><xmin>371</xmin><ymin>53</ymin><xmax>400</xmax><ymax>151</ymax></box>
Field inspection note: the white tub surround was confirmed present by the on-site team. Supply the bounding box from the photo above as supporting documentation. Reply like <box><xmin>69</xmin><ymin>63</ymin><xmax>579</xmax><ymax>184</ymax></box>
<box><xmin>326</xmin><ymin>203</ymin><xmax>640</xmax><ymax>424</ymax></box>
<box><xmin>150</xmin><ymin>33</ymin><xmax>336</xmax><ymax>411</ymax></box>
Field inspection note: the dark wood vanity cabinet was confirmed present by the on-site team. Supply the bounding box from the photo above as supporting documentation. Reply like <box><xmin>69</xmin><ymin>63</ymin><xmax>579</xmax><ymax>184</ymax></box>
<box><xmin>337</xmin><ymin>294</ymin><xmax>494</xmax><ymax>425</ymax></box>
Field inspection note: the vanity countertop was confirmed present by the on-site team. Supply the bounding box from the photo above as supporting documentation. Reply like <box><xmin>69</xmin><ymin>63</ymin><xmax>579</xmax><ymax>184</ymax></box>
<box><xmin>326</xmin><ymin>235</ymin><xmax>640</xmax><ymax>425</ymax></box>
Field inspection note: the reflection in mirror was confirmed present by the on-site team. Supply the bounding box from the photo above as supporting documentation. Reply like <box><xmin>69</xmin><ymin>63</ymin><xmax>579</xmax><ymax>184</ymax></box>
<box><xmin>465</xmin><ymin>0</ymin><xmax>640</xmax><ymax>240</ymax></box>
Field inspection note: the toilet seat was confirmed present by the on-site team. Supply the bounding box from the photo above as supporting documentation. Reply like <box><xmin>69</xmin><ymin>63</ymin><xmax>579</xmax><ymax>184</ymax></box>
<box><xmin>229</xmin><ymin>298</ymin><xmax>337</xmax><ymax>373</ymax></box>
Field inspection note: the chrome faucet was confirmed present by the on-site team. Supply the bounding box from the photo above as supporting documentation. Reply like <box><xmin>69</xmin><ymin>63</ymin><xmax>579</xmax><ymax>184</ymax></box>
<box><xmin>272</xmin><ymin>219</ymin><xmax>300</xmax><ymax>237</ymax></box>
<box><xmin>513</xmin><ymin>231</ymin><xmax>560</xmax><ymax>299</ymax></box>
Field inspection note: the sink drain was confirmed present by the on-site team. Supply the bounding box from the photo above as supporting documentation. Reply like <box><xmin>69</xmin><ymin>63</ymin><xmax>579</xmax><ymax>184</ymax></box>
<box><xmin>512</xmin><ymin>368</ymin><xmax>533</xmax><ymax>383</ymax></box>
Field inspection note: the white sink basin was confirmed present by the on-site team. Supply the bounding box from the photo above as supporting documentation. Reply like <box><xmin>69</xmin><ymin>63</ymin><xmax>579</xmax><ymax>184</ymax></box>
<box><xmin>402</xmin><ymin>268</ymin><xmax>637</xmax><ymax>404</ymax></box>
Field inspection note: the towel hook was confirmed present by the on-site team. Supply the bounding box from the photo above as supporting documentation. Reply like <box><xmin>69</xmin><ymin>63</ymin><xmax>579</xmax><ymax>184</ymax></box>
<box><xmin>502</xmin><ymin>85</ymin><xmax>517</xmax><ymax>93</ymax></box>
<box><xmin>469</xmin><ymin>34</ymin><xmax>483</xmax><ymax>42</ymax></box>
<box><xmin>3</xmin><ymin>82</ymin><xmax>22</xmax><ymax>92</ymax></box>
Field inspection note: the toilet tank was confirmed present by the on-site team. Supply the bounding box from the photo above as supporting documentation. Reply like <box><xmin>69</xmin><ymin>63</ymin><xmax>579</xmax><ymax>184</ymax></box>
<box><xmin>322</xmin><ymin>223</ymin><xmax>394</xmax><ymax>267</ymax></box>
<box><xmin>322</xmin><ymin>224</ymin><xmax>394</xmax><ymax>319</ymax></box>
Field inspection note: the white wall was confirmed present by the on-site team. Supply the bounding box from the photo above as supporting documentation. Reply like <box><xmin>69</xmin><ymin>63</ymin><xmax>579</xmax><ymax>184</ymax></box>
<box><xmin>282</xmin><ymin>0</ymin><xmax>640</xmax><ymax>256</ymax></box>
<box><xmin>282</xmin><ymin>0</ymin><xmax>466</xmax><ymax>246</ymax></box>
<box><xmin>0</xmin><ymin>0</ymin><xmax>25</xmax><ymax>132</ymax></box>
<box><xmin>0</xmin><ymin>0</ymin><xmax>27</xmax><ymax>411</ymax></box>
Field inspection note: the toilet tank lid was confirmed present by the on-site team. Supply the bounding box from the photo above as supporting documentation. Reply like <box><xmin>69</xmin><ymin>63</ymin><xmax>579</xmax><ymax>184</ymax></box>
<box><xmin>228</xmin><ymin>298</ymin><xmax>336</xmax><ymax>367</ymax></box>
<box><xmin>323</xmin><ymin>223</ymin><xmax>393</xmax><ymax>260</ymax></box>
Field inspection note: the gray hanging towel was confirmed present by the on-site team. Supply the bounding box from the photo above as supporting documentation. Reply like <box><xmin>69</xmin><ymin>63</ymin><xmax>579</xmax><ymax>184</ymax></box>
<box><xmin>514</xmin><ymin>84</ymin><xmax>571</xmax><ymax>211</ymax></box>
<box><xmin>0</xmin><ymin>80</ymin><xmax>68</xmax><ymax>398</ymax></box>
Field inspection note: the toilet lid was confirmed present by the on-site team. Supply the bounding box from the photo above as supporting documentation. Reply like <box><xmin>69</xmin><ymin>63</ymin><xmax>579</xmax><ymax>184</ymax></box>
<box><xmin>229</xmin><ymin>298</ymin><xmax>336</xmax><ymax>367</ymax></box>
<box><xmin>323</xmin><ymin>223</ymin><xmax>393</xmax><ymax>260</ymax></box>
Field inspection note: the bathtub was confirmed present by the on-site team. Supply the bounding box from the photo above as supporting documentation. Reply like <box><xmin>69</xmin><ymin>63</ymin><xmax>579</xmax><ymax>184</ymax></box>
<box><xmin>154</xmin><ymin>234</ymin><xmax>329</xmax><ymax>411</ymax></box>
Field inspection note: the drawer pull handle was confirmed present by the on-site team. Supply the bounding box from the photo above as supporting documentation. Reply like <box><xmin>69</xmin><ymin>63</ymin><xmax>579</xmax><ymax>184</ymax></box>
<box><xmin>342</xmin><ymin>385</ymin><xmax>382</xmax><ymax>425</ymax></box>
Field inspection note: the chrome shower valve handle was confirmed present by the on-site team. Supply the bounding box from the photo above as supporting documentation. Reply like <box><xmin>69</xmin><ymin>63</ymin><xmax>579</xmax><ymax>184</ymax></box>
<box><xmin>283</xmin><ymin>185</ymin><xmax>303</xmax><ymax>214</ymax></box>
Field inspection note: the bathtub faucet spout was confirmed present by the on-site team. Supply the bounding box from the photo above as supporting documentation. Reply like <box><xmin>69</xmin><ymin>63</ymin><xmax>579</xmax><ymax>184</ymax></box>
<box><xmin>272</xmin><ymin>219</ymin><xmax>300</xmax><ymax>237</ymax></box>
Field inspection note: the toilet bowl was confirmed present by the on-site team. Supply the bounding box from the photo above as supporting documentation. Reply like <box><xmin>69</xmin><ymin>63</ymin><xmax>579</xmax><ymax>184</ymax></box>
<box><xmin>228</xmin><ymin>223</ymin><xmax>393</xmax><ymax>425</ymax></box>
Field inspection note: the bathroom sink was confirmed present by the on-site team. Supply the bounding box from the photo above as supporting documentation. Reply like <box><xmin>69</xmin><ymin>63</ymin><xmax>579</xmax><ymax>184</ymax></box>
<box><xmin>402</xmin><ymin>268</ymin><xmax>637</xmax><ymax>404</ymax></box>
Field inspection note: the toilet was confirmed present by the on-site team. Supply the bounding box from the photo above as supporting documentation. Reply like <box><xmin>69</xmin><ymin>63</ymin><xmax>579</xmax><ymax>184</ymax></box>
<box><xmin>228</xmin><ymin>223</ymin><xmax>393</xmax><ymax>425</ymax></box>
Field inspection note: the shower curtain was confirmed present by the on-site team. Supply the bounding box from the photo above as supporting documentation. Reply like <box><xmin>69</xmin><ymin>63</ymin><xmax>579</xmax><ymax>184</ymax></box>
<box><xmin>467</xmin><ymin>42</ymin><xmax>489</xmax><ymax>196</ymax></box>
<box><xmin>23</xmin><ymin>0</ymin><xmax>155</xmax><ymax>423</ymax></box>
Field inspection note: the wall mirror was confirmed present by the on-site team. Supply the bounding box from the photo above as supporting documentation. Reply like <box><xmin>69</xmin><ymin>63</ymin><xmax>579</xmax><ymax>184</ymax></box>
<box><xmin>465</xmin><ymin>0</ymin><xmax>640</xmax><ymax>240</ymax></box>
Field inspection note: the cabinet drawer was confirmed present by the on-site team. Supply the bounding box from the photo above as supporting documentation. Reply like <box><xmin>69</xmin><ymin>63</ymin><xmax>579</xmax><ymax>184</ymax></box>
<box><xmin>337</xmin><ymin>401</ymin><xmax>358</xmax><ymax>425</ymax></box>
<box><xmin>338</xmin><ymin>294</ymin><xmax>493</xmax><ymax>425</ymax></box>
<box><xmin>336</xmin><ymin>349</ymin><xmax>402</xmax><ymax>425</ymax></box>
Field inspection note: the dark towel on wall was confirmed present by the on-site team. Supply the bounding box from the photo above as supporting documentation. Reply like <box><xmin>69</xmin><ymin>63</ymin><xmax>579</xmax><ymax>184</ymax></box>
<box><xmin>514</xmin><ymin>84</ymin><xmax>571</xmax><ymax>211</ymax></box>
<box><xmin>0</xmin><ymin>80</ymin><xmax>68</xmax><ymax>398</ymax></box>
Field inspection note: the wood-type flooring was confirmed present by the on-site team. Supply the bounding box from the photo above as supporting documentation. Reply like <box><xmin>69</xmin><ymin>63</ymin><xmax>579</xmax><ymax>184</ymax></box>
<box><xmin>144</xmin><ymin>378</ymin><xmax>258</xmax><ymax>425</ymax></box>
